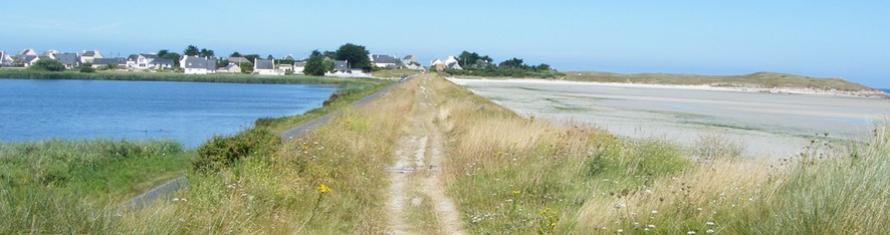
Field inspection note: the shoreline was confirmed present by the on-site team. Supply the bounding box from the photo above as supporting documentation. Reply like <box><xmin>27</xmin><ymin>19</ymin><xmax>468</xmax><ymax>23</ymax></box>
<box><xmin>0</xmin><ymin>69</ymin><xmax>379</xmax><ymax>85</ymax></box>
<box><xmin>449</xmin><ymin>77</ymin><xmax>888</xmax><ymax>98</ymax></box>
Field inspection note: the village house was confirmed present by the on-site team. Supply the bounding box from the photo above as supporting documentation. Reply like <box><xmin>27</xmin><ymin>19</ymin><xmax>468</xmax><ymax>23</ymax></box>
<box><xmin>151</xmin><ymin>59</ymin><xmax>174</xmax><ymax>70</ymax></box>
<box><xmin>0</xmin><ymin>51</ymin><xmax>13</xmax><ymax>66</ymax></box>
<box><xmin>293</xmin><ymin>61</ymin><xmax>306</xmax><ymax>74</ymax></box>
<box><xmin>91</xmin><ymin>58</ymin><xmax>127</xmax><ymax>69</ymax></box>
<box><xmin>54</xmin><ymin>53</ymin><xmax>80</xmax><ymax>69</ymax></box>
<box><xmin>42</xmin><ymin>50</ymin><xmax>59</xmax><ymax>60</ymax></box>
<box><xmin>430</xmin><ymin>56</ymin><xmax>462</xmax><ymax>71</ymax></box>
<box><xmin>403</xmin><ymin>55</ymin><xmax>423</xmax><ymax>70</ymax></box>
<box><xmin>80</xmin><ymin>50</ymin><xmax>103</xmax><ymax>64</ymax></box>
<box><xmin>218</xmin><ymin>63</ymin><xmax>241</xmax><ymax>73</ymax></box>
<box><xmin>276</xmin><ymin>63</ymin><xmax>294</xmax><ymax>73</ymax></box>
<box><xmin>181</xmin><ymin>56</ymin><xmax>217</xmax><ymax>75</ymax></box>
<box><xmin>13</xmin><ymin>55</ymin><xmax>40</xmax><ymax>67</ymax></box>
<box><xmin>370</xmin><ymin>54</ymin><xmax>400</xmax><ymax>69</ymax></box>
<box><xmin>227</xmin><ymin>56</ymin><xmax>250</xmax><ymax>65</ymax></box>
<box><xmin>126</xmin><ymin>54</ymin><xmax>159</xmax><ymax>69</ymax></box>
<box><xmin>19</xmin><ymin>48</ymin><xmax>38</xmax><ymax>56</ymax></box>
<box><xmin>253</xmin><ymin>59</ymin><xmax>283</xmax><ymax>75</ymax></box>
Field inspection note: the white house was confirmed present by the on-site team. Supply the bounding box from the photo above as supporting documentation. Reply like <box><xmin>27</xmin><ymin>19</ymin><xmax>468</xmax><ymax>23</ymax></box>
<box><xmin>181</xmin><ymin>56</ymin><xmax>217</xmax><ymax>75</ymax></box>
<box><xmin>293</xmin><ymin>61</ymin><xmax>306</xmax><ymax>74</ymax></box>
<box><xmin>126</xmin><ymin>54</ymin><xmax>160</xmax><ymax>70</ymax></box>
<box><xmin>430</xmin><ymin>56</ymin><xmax>462</xmax><ymax>71</ymax></box>
<box><xmin>253</xmin><ymin>59</ymin><xmax>283</xmax><ymax>75</ymax></box>
<box><xmin>54</xmin><ymin>53</ymin><xmax>80</xmax><ymax>69</ymax></box>
<box><xmin>80</xmin><ymin>50</ymin><xmax>103</xmax><ymax>64</ymax></box>
<box><xmin>402</xmin><ymin>55</ymin><xmax>423</xmax><ymax>70</ymax></box>
<box><xmin>91</xmin><ymin>57</ymin><xmax>126</xmax><ymax>69</ymax></box>
<box><xmin>19</xmin><ymin>48</ymin><xmax>38</xmax><ymax>56</ymax></box>
<box><xmin>42</xmin><ymin>50</ymin><xmax>59</xmax><ymax>60</ymax></box>
<box><xmin>0</xmin><ymin>51</ymin><xmax>13</xmax><ymax>66</ymax></box>
<box><xmin>370</xmin><ymin>54</ymin><xmax>400</xmax><ymax>69</ymax></box>
<box><xmin>14</xmin><ymin>55</ymin><xmax>40</xmax><ymax>67</ymax></box>
<box><xmin>218</xmin><ymin>63</ymin><xmax>241</xmax><ymax>73</ymax></box>
<box><xmin>276</xmin><ymin>63</ymin><xmax>293</xmax><ymax>73</ymax></box>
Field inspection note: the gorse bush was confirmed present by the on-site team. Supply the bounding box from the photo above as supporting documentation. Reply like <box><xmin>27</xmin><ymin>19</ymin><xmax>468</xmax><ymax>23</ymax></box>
<box><xmin>194</xmin><ymin>127</ymin><xmax>280</xmax><ymax>173</ymax></box>
<box><xmin>28</xmin><ymin>59</ymin><xmax>66</xmax><ymax>72</ymax></box>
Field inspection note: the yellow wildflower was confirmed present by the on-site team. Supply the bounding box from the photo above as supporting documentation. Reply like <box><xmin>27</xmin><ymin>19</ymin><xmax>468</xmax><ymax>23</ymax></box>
<box><xmin>317</xmin><ymin>183</ymin><xmax>331</xmax><ymax>194</ymax></box>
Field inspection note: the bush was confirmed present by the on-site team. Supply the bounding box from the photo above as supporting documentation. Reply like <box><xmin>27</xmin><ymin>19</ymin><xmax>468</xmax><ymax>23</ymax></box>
<box><xmin>193</xmin><ymin>127</ymin><xmax>280</xmax><ymax>172</ymax></box>
<box><xmin>79</xmin><ymin>64</ymin><xmax>95</xmax><ymax>73</ymax></box>
<box><xmin>29</xmin><ymin>60</ymin><xmax>66</xmax><ymax>72</ymax></box>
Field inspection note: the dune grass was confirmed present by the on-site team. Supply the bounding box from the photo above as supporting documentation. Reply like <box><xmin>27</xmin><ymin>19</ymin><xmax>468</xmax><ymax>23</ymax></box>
<box><xmin>428</xmin><ymin>74</ymin><xmax>890</xmax><ymax>234</ymax></box>
<box><xmin>562</xmin><ymin>71</ymin><xmax>873</xmax><ymax>91</ymax></box>
<box><xmin>0</xmin><ymin>140</ymin><xmax>191</xmax><ymax>234</ymax></box>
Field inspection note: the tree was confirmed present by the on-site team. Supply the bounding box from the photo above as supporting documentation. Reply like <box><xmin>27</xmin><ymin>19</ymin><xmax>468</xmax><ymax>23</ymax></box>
<box><xmin>322</xmin><ymin>51</ymin><xmax>337</xmax><ymax>59</ymax></box>
<box><xmin>199</xmin><ymin>48</ymin><xmax>215</xmax><ymax>58</ymax></box>
<box><xmin>499</xmin><ymin>58</ymin><xmax>526</xmax><ymax>68</ymax></box>
<box><xmin>158</xmin><ymin>49</ymin><xmax>170</xmax><ymax>57</ymax></box>
<box><xmin>244</xmin><ymin>54</ymin><xmax>260</xmax><ymax>63</ymax></box>
<box><xmin>158</xmin><ymin>50</ymin><xmax>182</xmax><ymax>67</ymax></box>
<box><xmin>184</xmin><ymin>45</ymin><xmax>199</xmax><ymax>56</ymax></box>
<box><xmin>535</xmin><ymin>64</ymin><xmax>551</xmax><ymax>71</ymax></box>
<box><xmin>29</xmin><ymin>59</ymin><xmax>66</xmax><ymax>72</ymax></box>
<box><xmin>303</xmin><ymin>50</ymin><xmax>327</xmax><ymax>76</ymax></box>
<box><xmin>458</xmin><ymin>51</ymin><xmax>481</xmax><ymax>67</ymax></box>
<box><xmin>335</xmin><ymin>43</ymin><xmax>370</xmax><ymax>70</ymax></box>
<box><xmin>79</xmin><ymin>64</ymin><xmax>95</xmax><ymax>73</ymax></box>
<box><xmin>266</xmin><ymin>55</ymin><xmax>274</xmax><ymax>60</ymax></box>
<box><xmin>230</xmin><ymin>52</ymin><xmax>242</xmax><ymax>57</ymax></box>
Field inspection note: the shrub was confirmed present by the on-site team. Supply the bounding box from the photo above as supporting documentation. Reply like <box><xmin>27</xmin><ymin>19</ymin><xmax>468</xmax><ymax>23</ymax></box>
<box><xmin>79</xmin><ymin>64</ymin><xmax>95</xmax><ymax>73</ymax></box>
<box><xmin>193</xmin><ymin>127</ymin><xmax>280</xmax><ymax>172</ymax></box>
<box><xmin>29</xmin><ymin>60</ymin><xmax>66</xmax><ymax>72</ymax></box>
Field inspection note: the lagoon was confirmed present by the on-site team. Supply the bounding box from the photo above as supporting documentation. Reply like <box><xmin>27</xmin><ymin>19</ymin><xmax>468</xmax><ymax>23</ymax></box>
<box><xmin>0</xmin><ymin>79</ymin><xmax>335</xmax><ymax>147</ymax></box>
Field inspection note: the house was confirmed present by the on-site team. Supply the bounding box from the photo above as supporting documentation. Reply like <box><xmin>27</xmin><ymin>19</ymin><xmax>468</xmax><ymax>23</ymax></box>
<box><xmin>327</xmin><ymin>60</ymin><xmax>369</xmax><ymax>77</ymax></box>
<box><xmin>42</xmin><ymin>50</ymin><xmax>60</xmax><ymax>60</ymax></box>
<box><xmin>333</xmin><ymin>60</ymin><xmax>350</xmax><ymax>73</ymax></box>
<box><xmin>151</xmin><ymin>59</ymin><xmax>174</xmax><ymax>70</ymax></box>
<box><xmin>228</xmin><ymin>56</ymin><xmax>250</xmax><ymax>65</ymax></box>
<box><xmin>276</xmin><ymin>63</ymin><xmax>294</xmax><ymax>73</ymax></box>
<box><xmin>181</xmin><ymin>56</ymin><xmax>217</xmax><ymax>75</ymax></box>
<box><xmin>293</xmin><ymin>61</ymin><xmax>306</xmax><ymax>74</ymax></box>
<box><xmin>218</xmin><ymin>63</ymin><xmax>241</xmax><ymax>73</ymax></box>
<box><xmin>13</xmin><ymin>55</ymin><xmax>40</xmax><ymax>67</ymax></box>
<box><xmin>91</xmin><ymin>57</ymin><xmax>126</xmax><ymax>69</ymax></box>
<box><xmin>370</xmin><ymin>54</ymin><xmax>400</xmax><ymax>69</ymax></box>
<box><xmin>80</xmin><ymin>50</ymin><xmax>103</xmax><ymax>64</ymax></box>
<box><xmin>403</xmin><ymin>55</ymin><xmax>423</xmax><ymax>70</ymax></box>
<box><xmin>430</xmin><ymin>56</ymin><xmax>462</xmax><ymax>71</ymax></box>
<box><xmin>283</xmin><ymin>55</ymin><xmax>295</xmax><ymax>61</ymax></box>
<box><xmin>19</xmin><ymin>48</ymin><xmax>38</xmax><ymax>56</ymax></box>
<box><xmin>54</xmin><ymin>53</ymin><xmax>80</xmax><ymax>69</ymax></box>
<box><xmin>0</xmin><ymin>51</ymin><xmax>13</xmax><ymax>66</ymax></box>
<box><xmin>253</xmin><ymin>59</ymin><xmax>283</xmax><ymax>75</ymax></box>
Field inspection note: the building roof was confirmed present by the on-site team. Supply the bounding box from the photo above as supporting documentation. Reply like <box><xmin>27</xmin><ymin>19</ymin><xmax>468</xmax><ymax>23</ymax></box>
<box><xmin>93</xmin><ymin>57</ymin><xmax>126</xmax><ymax>65</ymax></box>
<box><xmin>19</xmin><ymin>48</ymin><xmax>37</xmax><ymax>56</ymax></box>
<box><xmin>223</xmin><ymin>64</ymin><xmax>240</xmax><ymax>70</ymax></box>
<box><xmin>228</xmin><ymin>56</ymin><xmax>249</xmax><ymax>63</ymax></box>
<box><xmin>82</xmin><ymin>50</ymin><xmax>100</xmax><ymax>57</ymax></box>
<box><xmin>55</xmin><ymin>53</ymin><xmax>79</xmax><ymax>65</ymax></box>
<box><xmin>182</xmin><ymin>56</ymin><xmax>216</xmax><ymax>70</ymax></box>
<box><xmin>254</xmin><ymin>59</ymin><xmax>274</xmax><ymax>70</ymax></box>
<box><xmin>371</xmin><ymin>54</ymin><xmax>399</xmax><ymax>64</ymax></box>
<box><xmin>151</xmin><ymin>58</ymin><xmax>174</xmax><ymax>65</ymax></box>
<box><xmin>14</xmin><ymin>55</ymin><xmax>39</xmax><ymax>63</ymax></box>
<box><xmin>334</xmin><ymin>60</ymin><xmax>349</xmax><ymax>71</ymax></box>
<box><xmin>128</xmin><ymin>53</ymin><xmax>159</xmax><ymax>61</ymax></box>
<box><xmin>293</xmin><ymin>61</ymin><xmax>306</xmax><ymax>67</ymax></box>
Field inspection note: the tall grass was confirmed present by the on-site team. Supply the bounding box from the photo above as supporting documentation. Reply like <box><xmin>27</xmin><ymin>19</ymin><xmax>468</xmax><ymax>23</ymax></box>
<box><xmin>0</xmin><ymin>140</ymin><xmax>190</xmax><ymax>234</ymax></box>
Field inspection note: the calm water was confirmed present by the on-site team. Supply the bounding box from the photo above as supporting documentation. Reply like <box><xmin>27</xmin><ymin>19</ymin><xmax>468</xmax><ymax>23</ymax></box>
<box><xmin>0</xmin><ymin>79</ymin><xmax>335</xmax><ymax>147</ymax></box>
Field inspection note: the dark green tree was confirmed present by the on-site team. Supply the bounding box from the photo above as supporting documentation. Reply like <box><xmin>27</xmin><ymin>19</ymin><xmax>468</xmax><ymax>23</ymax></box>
<box><xmin>199</xmin><ymin>48</ymin><xmax>215</xmax><ymax>58</ymax></box>
<box><xmin>230</xmin><ymin>52</ymin><xmax>242</xmax><ymax>57</ymax></box>
<box><xmin>29</xmin><ymin>59</ymin><xmax>66</xmax><ymax>72</ymax></box>
<box><xmin>335</xmin><ymin>43</ymin><xmax>371</xmax><ymax>70</ymax></box>
<box><xmin>244</xmin><ymin>54</ymin><xmax>260</xmax><ymax>63</ymax></box>
<box><xmin>157</xmin><ymin>50</ymin><xmax>182</xmax><ymax>67</ymax></box>
<box><xmin>266</xmin><ymin>55</ymin><xmax>274</xmax><ymax>60</ymax></box>
<box><xmin>184</xmin><ymin>45</ymin><xmax>200</xmax><ymax>56</ymax></box>
<box><xmin>303</xmin><ymin>50</ymin><xmax>327</xmax><ymax>76</ymax></box>
<box><xmin>499</xmin><ymin>58</ymin><xmax>526</xmax><ymax>68</ymax></box>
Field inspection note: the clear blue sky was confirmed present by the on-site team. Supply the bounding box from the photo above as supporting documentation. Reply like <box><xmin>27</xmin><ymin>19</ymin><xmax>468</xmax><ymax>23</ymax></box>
<box><xmin>1</xmin><ymin>0</ymin><xmax>888</xmax><ymax>87</ymax></box>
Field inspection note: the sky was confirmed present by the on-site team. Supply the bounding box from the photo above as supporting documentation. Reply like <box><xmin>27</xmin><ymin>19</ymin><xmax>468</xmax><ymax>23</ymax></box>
<box><xmin>1</xmin><ymin>0</ymin><xmax>888</xmax><ymax>87</ymax></box>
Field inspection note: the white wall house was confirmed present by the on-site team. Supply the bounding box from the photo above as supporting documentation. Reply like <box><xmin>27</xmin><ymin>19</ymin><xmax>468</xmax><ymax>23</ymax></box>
<box><xmin>54</xmin><ymin>53</ymin><xmax>80</xmax><ymax>69</ymax></box>
<box><xmin>218</xmin><ymin>64</ymin><xmax>241</xmax><ymax>73</ymax></box>
<box><xmin>403</xmin><ymin>55</ymin><xmax>423</xmax><ymax>70</ymax></box>
<box><xmin>181</xmin><ymin>56</ymin><xmax>217</xmax><ymax>75</ymax></box>
<box><xmin>15</xmin><ymin>55</ymin><xmax>40</xmax><ymax>67</ymax></box>
<box><xmin>293</xmin><ymin>61</ymin><xmax>306</xmax><ymax>74</ymax></box>
<box><xmin>80</xmin><ymin>50</ymin><xmax>103</xmax><ymax>64</ymax></box>
<box><xmin>254</xmin><ymin>59</ymin><xmax>284</xmax><ymax>75</ymax></box>
<box><xmin>431</xmin><ymin>56</ymin><xmax>462</xmax><ymax>71</ymax></box>
<box><xmin>19</xmin><ymin>48</ymin><xmax>38</xmax><ymax>56</ymax></box>
<box><xmin>0</xmin><ymin>51</ymin><xmax>13</xmax><ymax>66</ymax></box>
<box><xmin>127</xmin><ymin>54</ymin><xmax>162</xmax><ymax>70</ymax></box>
<box><xmin>370</xmin><ymin>54</ymin><xmax>400</xmax><ymax>69</ymax></box>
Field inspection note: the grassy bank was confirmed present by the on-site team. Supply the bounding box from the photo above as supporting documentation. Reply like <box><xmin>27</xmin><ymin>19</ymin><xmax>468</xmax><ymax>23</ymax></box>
<box><xmin>0</xmin><ymin>140</ymin><xmax>191</xmax><ymax>234</ymax></box>
<box><xmin>0</xmin><ymin>72</ymin><xmax>391</xmax><ymax>233</ymax></box>
<box><xmin>424</xmin><ymin>74</ymin><xmax>889</xmax><ymax>234</ymax></box>
<box><xmin>0</xmin><ymin>69</ymin><xmax>374</xmax><ymax>85</ymax></box>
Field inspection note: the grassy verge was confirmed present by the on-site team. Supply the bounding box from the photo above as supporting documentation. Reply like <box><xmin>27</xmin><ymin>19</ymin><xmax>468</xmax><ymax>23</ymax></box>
<box><xmin>372</xmin><ymin>68</ymin><xmax>422</xmax><ymax>79</ymax></box>
<box><xmin>428</xmin><ymin>74</ymin><xmax>890</xmax><ymax>234</ymax></box>
<box><xmin>0</xmin><ymin>69</ymin><xmax>374</xmax><ymax>85</ymax></box>
<box><xmin>0</xmin><ymin>140</ymin><xmax>191</xmax><ymax>234</ymax></box>
<box><xmin>114</xmin><ymin>76</ymin><xmax>413</xmax><ymax>234</ymax></box>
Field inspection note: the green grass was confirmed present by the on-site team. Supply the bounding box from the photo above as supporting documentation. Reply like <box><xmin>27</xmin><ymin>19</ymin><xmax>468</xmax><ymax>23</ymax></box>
<box><xmin>0</xmin><ymin>140</ymin><xmax>192</xmax><ymax>234</ymax></box>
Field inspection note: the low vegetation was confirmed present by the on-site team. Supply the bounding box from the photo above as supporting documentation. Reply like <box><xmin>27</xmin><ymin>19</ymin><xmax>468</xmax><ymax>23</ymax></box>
<box><xmin>0</xmin><ymin>69</ymin><xmax>374</xmax><ymax>85</ymax></box>
<box><xmin>0</xmin><ymin>140</ymin><xmax>191</xmax><ymax>234</ymax></box>
<box><xmin>443</xmin><ymin>51</ymin><xmax>564</xmax><ymax>78</ymax></box>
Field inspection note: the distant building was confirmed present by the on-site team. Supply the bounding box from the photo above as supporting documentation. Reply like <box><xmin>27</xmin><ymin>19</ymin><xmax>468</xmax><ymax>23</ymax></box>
<box><xmin>151</xmin><ymin>59</ymin><xmax>174</xmax><ymax>70</ymax></box>
<box><xmin>253</xmin><ymin>59</ymin><xmax>283</xmax><ymax>75</ymax></box>
<box><xmin>370</xmin><ymin>54</ymin><xmax>400</xmax><ymax>69</ymax></box>
<box><xmin>276</xmin><ymin>63</ymin><xmax>294</xmax><ymax>73</ymax></box>
<box><xmin>91</xmin><ymin>57</ymin><xmax>127</xmax><ymax>69</ymax></box>
<box><xmin>19</xmin><ymin>48</ymin><xmax>38</xmax><ymax>56</ymax></box>
<box><xmin>42</xmin><ymin>50</ymin><xmax>60</xmax><ymax>59</ymax></box>
<box><xmin>0</xmin><ymin>51</ymin><xmax>13</xmax><ymax>66</ymax></box>
<box><xmin>218</xmin><ymin>63</ymin><xmax>241</xmax><ymax>73</ymax></box>
<box><xmin>126</xmin><ymin>54</ymin><xmax>161</xmax><ymax>70</ymax></box>
<box><xmin>180</xmin><ymin>56</ymin><xmax>217</xmax><ymax>74</ymax></box>
<box><xmin>13</xmin><ymin>55</ymin><xmax>40</xmax><ymax>67</ymax></box>
<box><xmin>293</xmin><ymin>61</ymin><xmax>306</xmax><ymax>74</ymax></box>
<box><xmin>54</xmin><ymin>53</ymin><xmax>80</xmax><ymax>69</ymax></box>
<box><xmin>430</xmin><ymin>56</ymin><xmax>462</xmax><ymax>71</ymax></box>
<box><xmin>403</xmin><ymin>55</ymin><xmax>422</xmax><ymax>70</ymax></box>
<box><xmin>227</xmin><ymin>56</ymin><xmax>250</xmax><ymax>65</ymax></box>
<box><xmin>333</xmin><ymin>60</ymin><xmax>350</xmax><ymax>73</ymax></box>
<box><xmin>80</xmin><ymin>50</ymin><xmax>103</xmax><ymax>64</ymax></box>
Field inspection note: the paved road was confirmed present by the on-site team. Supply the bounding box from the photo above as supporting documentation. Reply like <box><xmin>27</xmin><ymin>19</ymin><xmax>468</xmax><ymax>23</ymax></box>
<box><xmin>121</xmin><ymin>78</ymin><xmax>407</xmax><ymax>210</ymax></box>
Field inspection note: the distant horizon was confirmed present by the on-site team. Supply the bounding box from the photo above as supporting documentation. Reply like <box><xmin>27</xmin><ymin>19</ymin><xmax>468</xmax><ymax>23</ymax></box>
<box><xmin>1</xmin><ymin>1</ymin><xmax>887</xmax><ymax>87</ymax></box>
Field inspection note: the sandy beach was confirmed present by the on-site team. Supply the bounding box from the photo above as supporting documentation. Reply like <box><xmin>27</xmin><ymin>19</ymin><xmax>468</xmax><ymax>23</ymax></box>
<box><xmin>450</xmin><ymin>78</ymin><xmax>890</xmax><ymax>159</ymax></box>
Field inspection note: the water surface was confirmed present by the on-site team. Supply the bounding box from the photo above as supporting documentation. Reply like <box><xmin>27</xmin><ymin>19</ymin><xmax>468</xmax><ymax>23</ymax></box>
<box><xmin>0</xmin><ymin>79</ymin><xmax>335</xmax><ymax>147</ymax></box>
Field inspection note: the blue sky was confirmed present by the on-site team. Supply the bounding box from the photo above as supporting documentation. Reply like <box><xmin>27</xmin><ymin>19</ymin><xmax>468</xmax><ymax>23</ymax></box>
<box><xmin>1</xmin><ymin>0</ymin><xmax>888</xmax><ymax>87</ymax></box>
